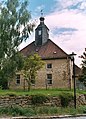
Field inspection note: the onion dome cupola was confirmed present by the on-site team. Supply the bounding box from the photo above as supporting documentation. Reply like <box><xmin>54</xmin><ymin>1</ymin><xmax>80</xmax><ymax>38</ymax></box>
<box><xmin>35</xmin><ymin>16</ymin><xmax>49</xmax><ymax>46</ymax></box>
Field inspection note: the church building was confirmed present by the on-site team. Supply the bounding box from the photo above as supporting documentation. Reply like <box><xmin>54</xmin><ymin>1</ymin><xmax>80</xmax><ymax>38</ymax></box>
<box><xmin>9</xmin><ymin>16</ymin><xmax>81</xmax><ymax>90</ymax></box>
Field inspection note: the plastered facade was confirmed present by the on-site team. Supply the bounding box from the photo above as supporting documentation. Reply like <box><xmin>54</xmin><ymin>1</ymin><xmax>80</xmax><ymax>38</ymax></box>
<box><xmin>9</xmin><ymin>58</ymin><xmax>73</xmax><ymax>90</ymax></box>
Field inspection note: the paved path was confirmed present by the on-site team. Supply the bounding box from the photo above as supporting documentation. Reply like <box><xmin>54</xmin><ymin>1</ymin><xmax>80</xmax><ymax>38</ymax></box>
<box><xmin>54</xmin><ymin>116</ymin><xmax>86</xmax><ymax>119</ymax></box>
<box><xmin>0</xmin><ymin>115</ymin><xmax>86</xmax><ymax>119</ymax></box>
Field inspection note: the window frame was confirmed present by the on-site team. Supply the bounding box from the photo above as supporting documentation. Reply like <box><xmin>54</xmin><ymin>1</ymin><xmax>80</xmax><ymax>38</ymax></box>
<box><xmin>16</xmin><ymin>74</ymin><xmax>20</xmax><ymax>85</ymax></box>
<box><xmin>47</xmin><ymin>63</ymin><xmax>52</xmax><ymax>69</ymax></box>
<box><xmin>47</xmin><ymin>74</ymin><xmax>52</xmax><ymax>85</ymax></box>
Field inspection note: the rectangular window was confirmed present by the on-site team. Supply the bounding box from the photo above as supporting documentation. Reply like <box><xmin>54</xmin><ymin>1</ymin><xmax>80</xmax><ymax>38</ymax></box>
<box><xmin>47</xmin><ymin>74</ymin><xmax>52</xmax><ymax>84</ymax></box>
<box><xmin>47</xmin><ymin>63</ymin><xmax>52</xmax><ymax>68</ymax></box>
<box><xmin>16</xmin><ymin>74</ymin><xmax>20</xmax><ymax>85</ymax></box>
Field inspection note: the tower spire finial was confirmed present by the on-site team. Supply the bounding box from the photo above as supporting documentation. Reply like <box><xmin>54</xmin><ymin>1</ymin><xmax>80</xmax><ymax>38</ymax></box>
<box><xmin>41</xmin><ymin>9</ymin><xmax>43</xmax><ymax>17</ymax></box>
<box><xmin>40</xmin><ymin>9</ymin><xmax>45</xmax><ymax>23</ymax></box>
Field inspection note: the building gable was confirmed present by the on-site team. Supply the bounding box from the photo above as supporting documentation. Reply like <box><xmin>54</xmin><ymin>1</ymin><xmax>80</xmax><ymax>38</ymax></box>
<box><xmin>20</xmin><ymin>39</ymin><xmax>68</xmax><ymax>59</ymax></box>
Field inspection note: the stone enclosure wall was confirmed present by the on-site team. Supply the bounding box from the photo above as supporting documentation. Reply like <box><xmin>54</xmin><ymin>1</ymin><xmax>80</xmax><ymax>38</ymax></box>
<box><xmin>0</xmin><ymin>94</ymin><xmax>86</xmax><ymax>108</ymax></box>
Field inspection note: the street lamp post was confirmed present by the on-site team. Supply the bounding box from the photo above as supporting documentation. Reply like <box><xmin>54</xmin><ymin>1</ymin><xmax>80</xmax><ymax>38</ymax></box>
<box><xmin>69</xmin><ymin>52</ymin><xmax>76</xmax><ymax>109</ymax></box>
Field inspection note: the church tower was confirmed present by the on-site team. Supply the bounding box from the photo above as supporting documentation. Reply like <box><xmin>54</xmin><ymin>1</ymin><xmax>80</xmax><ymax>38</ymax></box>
<box><xmin>35</xmin><ymin>17</ymin><xmax>49</xmax><ymax>46</ymax></box>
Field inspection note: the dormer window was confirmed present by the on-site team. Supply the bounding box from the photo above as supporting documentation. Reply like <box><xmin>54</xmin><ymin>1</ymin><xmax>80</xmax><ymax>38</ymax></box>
<box><xmin>38</xmin><ymin>30</ymin><xmax>41</xmax><ymax>35</ymax></box>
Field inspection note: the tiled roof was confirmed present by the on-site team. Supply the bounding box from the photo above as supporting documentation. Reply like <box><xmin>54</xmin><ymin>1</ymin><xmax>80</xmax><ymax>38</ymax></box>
<box><xmin>20</xmin><ymin>39</ymin><xmax>68</xmax><ymax>59</ymax></box>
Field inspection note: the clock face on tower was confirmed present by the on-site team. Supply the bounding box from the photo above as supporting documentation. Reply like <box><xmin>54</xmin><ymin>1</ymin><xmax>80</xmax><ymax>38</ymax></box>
<box><xmin>38</xmin><ymin>30</ymin><xmax>41</xmax><ymax>35</ymax></box>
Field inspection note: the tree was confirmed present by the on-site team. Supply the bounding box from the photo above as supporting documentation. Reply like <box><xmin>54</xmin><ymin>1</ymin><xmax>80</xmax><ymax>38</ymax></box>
<box><xmin>0</xmin><ymin>52</ymin><xmax>24</xmax><ymax>89</ymax></box>
<box><xmin>23</xmin><ymin>54</ymin><xmax>45</xmax><ymax>91</ymax></box>
<box><xmin>0</xmin><ymin>0</ymin><xmax>35</xmax><ymax>89</ymax></box>
<box><xmin>79</xmin><ymin>48</ymin><xmax>86</xmax><ymax>86</ymax></box>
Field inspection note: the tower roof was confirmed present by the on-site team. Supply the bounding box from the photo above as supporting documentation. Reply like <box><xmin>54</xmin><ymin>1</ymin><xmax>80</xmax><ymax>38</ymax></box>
<box><xmin>40</xmin><ymin>17</ymin><xmax>45</xmax><ymax>22</ymax></box>
<box><xmin>35</xmin><ymin>16</ymin><xmax>49</xmax><ymax>30</ymax></box>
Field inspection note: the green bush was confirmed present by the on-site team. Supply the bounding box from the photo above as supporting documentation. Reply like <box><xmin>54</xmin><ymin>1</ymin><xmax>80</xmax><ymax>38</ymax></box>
<box><xmin>82</xmin><ymin>106</ymin><xmax>86</xmax><ymax>113</ymax></box>
<box><xmin>0</xmin><ymin>106</ymin><xmax>86</xmax><ymax>116</ymax></box>
<box><xmin>6</xmin><ymin>92</ymin><xmax>16</xmax><ymax>97</ymax></box>
<box><xmin>59</xmin><ymin>93</ymin><xmax>73</xmax><ymax>107</ymax></box>
<box><xmin>31</xmin><ymin>94</ymin><xmax>49</xmax><ymax>105</ymax></box>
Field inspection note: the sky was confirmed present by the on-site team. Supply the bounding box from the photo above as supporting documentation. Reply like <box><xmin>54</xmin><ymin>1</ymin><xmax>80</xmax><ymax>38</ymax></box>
<box><xmin>19</xmin><ymin>0</ymin><xmax>86</xmax><ymax>67</ymax></box>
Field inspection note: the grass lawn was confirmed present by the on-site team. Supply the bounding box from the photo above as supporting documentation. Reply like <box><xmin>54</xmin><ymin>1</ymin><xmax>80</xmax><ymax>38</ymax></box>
<box><xmin>0</xmin><ymin>88</ymin><xmax>85</xmax><ymax>96</ymax></box>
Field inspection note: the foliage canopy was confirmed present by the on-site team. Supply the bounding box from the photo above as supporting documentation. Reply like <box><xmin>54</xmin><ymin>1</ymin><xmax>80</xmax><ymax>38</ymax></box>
<box><xmin>79</xmin><ymin>49</ymin><xmax>86</xmax><ymax>86</ymax></box>
<box><xmin>23</xmin><ymin>53</ymin><xmax>45</xmax><ymax>91</ymax></box>
<box><xmin>0</xmin><ymin>0</ymin><xmax>35</xmax><ymax>89</ymax></box>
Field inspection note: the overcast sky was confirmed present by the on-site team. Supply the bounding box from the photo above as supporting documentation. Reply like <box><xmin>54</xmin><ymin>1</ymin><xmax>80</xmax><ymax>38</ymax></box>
<box><xmin>20</xmin><ymin>0</ymin><xmax>86</xmax><ymax>67</ymax></box>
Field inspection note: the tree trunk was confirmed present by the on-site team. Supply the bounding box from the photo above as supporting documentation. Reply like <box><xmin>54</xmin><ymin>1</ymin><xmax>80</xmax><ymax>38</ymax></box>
<box><xmin>27</xmin><ymin>80</ymin><xmax>31</xmax><ymax>91</ymax></box>
<box><xmin>23</xmin><ymin>79</ymin><xmax>25</xmax><ymax>91</ymax></box>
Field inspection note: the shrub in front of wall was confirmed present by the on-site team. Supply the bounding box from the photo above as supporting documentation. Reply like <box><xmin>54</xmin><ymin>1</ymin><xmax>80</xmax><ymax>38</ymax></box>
<box><xmin>59</xmin><ymin>93</ymin><xmax>73</xmax><ymax>107</ymax></box>
<box><xmin>82</xmin><ymin>106</ymin><xmax>86</xmax><ymax>113</ymax></box>
<box><xmin>6</xmin><ymin>93</ymin><xmax>16</xmax><ymax>97</ymax></box>
<box><xmin>31</xmin><ymin>94</ymin><xmax>49</xmax><ymax>105</ymax></box>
